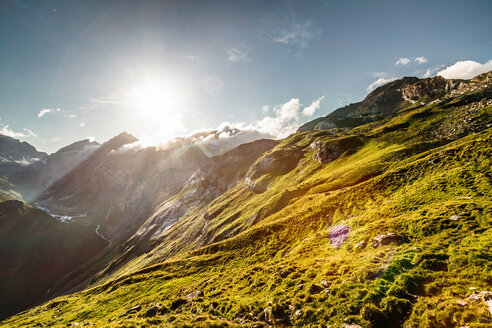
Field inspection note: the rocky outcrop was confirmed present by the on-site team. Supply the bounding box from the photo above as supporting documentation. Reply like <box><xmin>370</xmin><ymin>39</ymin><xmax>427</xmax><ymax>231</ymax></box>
<box><xmin>299</xmin><ymin>72</ymin><xmax>491</xmax><ymax>133</ymax></box>
<box><xmin>245</xmin><ymin>146</ymin><xmax>303</xmax><ymax>193</ymax></box>
<box><xmin>371</xmin><ymin>233</ymin><xmax>406</xmax><ymax>248</ymax></box>
<box><xmin>400</xmin><ymin>76</ymin><xmax>462</xmax><ymax>101</ymax></box>
<box><xmin>311</xmin><ymin>136</ymin><xmax>363</xmax><ymax>164</ymax></box>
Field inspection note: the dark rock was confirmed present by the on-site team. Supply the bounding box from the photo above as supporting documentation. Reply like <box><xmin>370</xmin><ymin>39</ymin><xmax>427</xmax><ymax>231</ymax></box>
<box><xmin>170</xmin><ymin>298</ymin><xmax>187</xmax><ymax>310</ymax></box>
<box><xmin>308</xmin><ymin>283</ymin><xmax>324</xmax><ymax>294</ymax></box>
<box><xmin>145</xmin><ymin>304</ymin><xmax>161</xmax><ymax>317</ymax></box>
<box><xmin>276</xmin><ymin>268</ymin><xmax>293</xmax><ymax>278</ymax></box>
<box><xmin>311</xmin><ymin>136</ymin><xmax>363</xmax><ymax>164</ymax></box>
<box><xmin>371</xmin><ymin>233</ymin><xmax>406</xmax><ymax>248</ymax></box>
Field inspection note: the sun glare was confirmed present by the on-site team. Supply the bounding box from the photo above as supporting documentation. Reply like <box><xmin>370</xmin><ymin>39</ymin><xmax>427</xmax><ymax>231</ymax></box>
<box><xmin>129</xmin><ymin>82</ymin><xmax>184</xmax><ymax>143</ymax></box>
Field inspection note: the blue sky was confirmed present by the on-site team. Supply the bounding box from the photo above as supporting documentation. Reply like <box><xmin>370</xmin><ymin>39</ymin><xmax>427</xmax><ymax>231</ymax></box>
<box><xmin>1</xmin><ymin>0</ymin><xmax>491</xmax><ymax>152</ymax></box>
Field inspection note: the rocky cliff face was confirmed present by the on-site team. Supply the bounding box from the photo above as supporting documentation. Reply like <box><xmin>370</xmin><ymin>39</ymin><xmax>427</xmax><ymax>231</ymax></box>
<box><xmin>298</xmin><ymin>72</ymin><xmax>491</xmax><ymax>133</ymax></box>
<box><xmin>0</xmin><ymin>135</ymin><xmax>47</xmax><ymax>177</ymax></box>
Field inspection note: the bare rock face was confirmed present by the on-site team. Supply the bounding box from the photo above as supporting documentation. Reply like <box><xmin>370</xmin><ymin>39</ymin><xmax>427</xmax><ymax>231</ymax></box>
<box><xmin>311</xmin><ymin>136</ymin><xmax>363</xmax><ymax>164</ymax></box>
<box><xmin>244</xmin><ymin>176</ymin><xmax>269</xmax><ymax>193</ymax></box>
<box><xmin>400</xmin><ymin>76</ymin><xmax>462</xmax><ymax>101</ymax></box>
<box><xmin>245</xmin><ymin>146</ymin><xmax>304</xmax><ymax>193</ymax></box>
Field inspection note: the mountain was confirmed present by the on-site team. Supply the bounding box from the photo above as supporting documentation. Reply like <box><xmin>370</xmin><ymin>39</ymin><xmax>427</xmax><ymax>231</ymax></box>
<box><xmin>1</xmin><ymin>72</ymin><xmax>491</xmax><ymax>328</ymax></box>
<box><xmin>8</xmin><ymin>139</ymin><xmax>100</xmax><ymax>201</ymax></box>
<box><xmin>298</xmin><ymin>74</ymin><xmax>488</xmax><ymax>132</ymax></box>
<box><xmin>0</xmin><ymin>199</ymin><xmax>107</xmax><ymax>320</ymax></box>
<box><xmin>20</xmin><ymin>129</ymin><xmax>278</xmax><ymax>305</ymax></box>
<box><xmin>0</xmin><ymin>135</ymin><xmax>47</xmax><ymax>177</ymax></box>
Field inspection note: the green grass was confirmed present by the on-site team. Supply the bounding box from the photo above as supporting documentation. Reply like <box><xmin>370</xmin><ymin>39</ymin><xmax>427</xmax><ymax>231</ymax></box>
<box><xmin>2</xmin><ymin>92</ymin><xmax>491</xmax><ymax>327</ymax></box>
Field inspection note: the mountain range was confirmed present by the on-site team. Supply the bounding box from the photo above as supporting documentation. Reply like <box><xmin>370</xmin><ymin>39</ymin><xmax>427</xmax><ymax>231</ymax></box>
<box><xmin>0</xmin><ymin>72</ymin><xmax>490</xmax><ymax>327</ymax></box>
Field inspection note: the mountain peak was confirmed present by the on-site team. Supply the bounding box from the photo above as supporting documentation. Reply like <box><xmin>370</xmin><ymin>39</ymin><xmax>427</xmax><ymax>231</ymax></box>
<box><xmin>99</xmin><ymin>132</ymin><xmax>138</xmax><ymax>152</ymax></box>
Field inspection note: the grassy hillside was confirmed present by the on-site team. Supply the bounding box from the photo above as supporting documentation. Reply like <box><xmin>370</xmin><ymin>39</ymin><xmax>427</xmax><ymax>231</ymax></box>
<box><xmin>2</xmin><ymin>75</ymin><xmax>491</xmax><ymax>328</ymax></box>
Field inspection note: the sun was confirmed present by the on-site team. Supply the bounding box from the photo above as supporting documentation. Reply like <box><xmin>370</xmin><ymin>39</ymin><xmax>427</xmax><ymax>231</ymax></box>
<box><xmin>131</xmin><ymin>84</ymin><xmax>174</xmax><ymax>117</ymax></box>
<box><xmin>129</xmin><ymin>82</ymin><xmax>184</xmax><ymax>142</ymax></box>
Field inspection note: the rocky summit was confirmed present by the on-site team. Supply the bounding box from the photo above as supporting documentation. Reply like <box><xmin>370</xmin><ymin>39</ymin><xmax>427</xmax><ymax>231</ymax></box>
<box><xmin>0</xmin><ymin>72</ymin><xmax>491</xmax><ymax>328</ymax></box>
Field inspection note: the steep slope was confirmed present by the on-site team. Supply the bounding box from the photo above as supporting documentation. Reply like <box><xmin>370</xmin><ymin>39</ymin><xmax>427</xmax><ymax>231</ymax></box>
<box><xmin>0</xmin><ymin>135</ymin><xmax>47</xmax><ymax>177</ymax></box>
<box><xmin>2</xmin><ymin>72</ymin><xmax>491</xmax><ymax>327</ymax></box>
<box><xmin>8</xmin><ymin>139</ymin><xmax>100</xmax><ymax>201</ymax></box>
<box><xmin>94</xmin><ymin>138</ymin><xmax>279</xmax><ymax>280</ymax></box>
<box><xmin>27</xmin><ymin>129</ymin><xmax>276</xmax><ymax>304</ymax></box>
<box><xmin>0</xmin><ymin>200</ymin><xmax>107</xmax><ymax>320</ymax></box>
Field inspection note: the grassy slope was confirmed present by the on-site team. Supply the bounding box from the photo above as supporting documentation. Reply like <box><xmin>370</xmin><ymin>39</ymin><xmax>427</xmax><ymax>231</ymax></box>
<box><xmin>2</xmin><ymin>98</ymin><xmax>491</xmax><ymax>327</ymax></box>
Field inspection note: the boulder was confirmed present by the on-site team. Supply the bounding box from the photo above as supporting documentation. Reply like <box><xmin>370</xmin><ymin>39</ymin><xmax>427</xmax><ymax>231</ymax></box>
<box><xmin>371</xmin><ymin>233</ymin><xmax>406</xmax><ymax>248</ymax></box>
<box><xmin>186</xmin><ymin>290</ymin><xmax>204</xmax><ymax>301</ymax></box>
<box><xmin>308</xmin><ymin>283</ymin><xmax>324</xmax><ymax>294</ymax></box>
<box><xmin>330</xmin><ymin>224</ymin><xmax>350</xmax><ymax>248</ymax></box>
<box><xmin>467</xmin><ymin>291</ymin><xmax>492</xmax><ymax>315</ymax></box>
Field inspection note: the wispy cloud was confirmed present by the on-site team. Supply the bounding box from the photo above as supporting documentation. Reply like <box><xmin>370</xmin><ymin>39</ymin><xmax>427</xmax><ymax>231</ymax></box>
<box><xmin>38</xmin><ymin>108</ymin><xmax>60</xmax><ymax>118</ymax></box>
<box><xmin>180</xmin><ymin>54</ymin><xmax>200</xmax><ymax>61</ymax></box>
<box><xmin>367</xmin><ymin>77</ymin><xmax>398</xmax><ymax>92</ymax></box>
<box><xmin>423</xmin><ymin>64</ymin><xmax>445</xmax><ymax>78</ymax></box>
<box><xmin>79</xmin><ymin>122</ymin><xmax>86</xmax><ymax>127</ymax></box>
<box><xmin>302</xmin><ymin>95</ymin><xmax>325</xmax><ymax>116</ymax></box>
<box><xmin>415</xmin><ymin>56</ymin><xmax>428</xmax><ymax>64</ymax></box>
<box><xmin>395</xmin><ymin>58</ymin><xmax>410</xmax><ymax>66</ymax></box>
<box><xmin>261</xmin><ymin>105</ymin><xmax>270</xmax><ymax>113</ymax></box>
<box><xmin>227</xmin><ymin>47</ymin><xmax>251</xmax><ymax>64</ymax></box>
<box><xmin>203</xmin><ymin>76</ymin><xmax>224</xmax><ymax>93</ymax></box>
<box><xmin>0</xmin><ymin>125</ymin><xmax>37</xmax><ymax>138</ymax></box>
<box><xmin>272</xmin><ymin>20</ymin><xmax>319</xmax><ymax>49</ymax></box>
<box><xmin>23</xmin><ymin>128</ymin><xmax>38</xmax><ymax>137</ymax></box>
<box><xmin>437</xmin><ymin>60</ymin><xmax>492</xmax><ymax>79</ymax></box>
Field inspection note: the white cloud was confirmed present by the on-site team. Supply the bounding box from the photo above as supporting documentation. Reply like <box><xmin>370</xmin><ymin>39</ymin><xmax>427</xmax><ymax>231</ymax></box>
<box><xmin>302</xmin><ymin>96</ymin><xmax>325</xmax><ymax>116</ymax></box>
<box><xmin>395</xmin><ymin>58</ymin><xmax>410</xmax><ymax>66</ymax></box>
<box><xmin>274</xmin><ymin>98</ymin><xmax>300</xmax><ymax>121</ymax></box>
<box><xmin>272</xmin><ymin>20</ymin><xmax>319</xmax><ymax>49</ymax></box>
<box><xmin>23</xmin><ymin>128</ymin><xmax>38</xmax><ymax>137</ymax></box>
<box><xmin>227</xmin><ymin>47</ymin><xmax>250</xmax><ymax>64</ymax></box>
<box><xmin>0</xmin><ymin>125</ymin><xmax>26</xmax><ymax>138</ymax></box>
<box><xmin>261</xmin><ymin>105</ymin><xmax>270</xmax><ymax>113</ymax></box>
<box><xmin>38</xmin><ymin>108</ymin><xmax>60</xmax><ymax>118</ymax></box>
<box><xmin>79</xmin><ymin>122</ymin><xmax>86</xmax><ymax>127</ymax></box>
<box><xmin>437</xmin><ymin>60</ymin><xmax>492</xmax><ymax>79</ymax></box>
<box><xmin>367</xmin><ymin>77</ymin><xmax>398</xmax><ymax>92</ymax></box>
<box><xmin>423</xmin><ymin>65</ymin><xmax>445</xmax><ymax>78</ymax></box>
<box><xmin>415</xmin><ymin>56</ymin><xmax>428</xmax><ymax>64</ymax></box>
